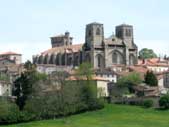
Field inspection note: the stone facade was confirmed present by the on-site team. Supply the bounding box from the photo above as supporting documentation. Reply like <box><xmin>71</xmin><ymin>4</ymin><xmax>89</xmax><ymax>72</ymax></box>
<box><xmin>33</xmin><ymin>22</ymin><xmax>138</xmax><ymax>69</ymax></box>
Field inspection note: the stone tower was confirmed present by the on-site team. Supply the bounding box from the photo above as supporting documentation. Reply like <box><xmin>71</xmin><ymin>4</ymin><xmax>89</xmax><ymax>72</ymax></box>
<box><xmin>115</xmin><ymin>24</ymin><xmax>137</xmax><ymax>65</ymax></box>
<box><xmin>85</xmin><ymin>22</ymin><xmax>104</xmax><ymax>48</ymax></box>
<box><xmin>115</xmin><ymin>24</ymin><xmax>134</xmax><ymax>48</ymax></box>
<box><xmin>83</xmin><ymin>22</ymin><xmax>105</xmax><ymax>68</ymax></box>
<box><xmin>50</xmin><ymin>31</ymin><xmax>73</xmax><ymax>48</ymax></box>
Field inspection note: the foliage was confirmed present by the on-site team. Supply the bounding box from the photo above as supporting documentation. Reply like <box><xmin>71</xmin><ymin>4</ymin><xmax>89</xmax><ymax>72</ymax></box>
<box><xmin>0</xmin><ymin>73</ymin><xmax>10</xmax><ymax>82</ymax></box>
<box><xmin>0</xmin><ymin>98</ymin><xmax>37</xmax><ymax>124</ymax></box>
<box><xmin>143</xmin><ymin>99</ymin><xmax>153</xmax><ymax>108</ymax></box>
<box><xmin>4</xmin><ymin>62</ymin><xmax>104</xmax><ymax>124</ymax></box>
<box><xmin>159</xmin><ymin>94</ymin><xmax>169</xmax><ymax>109</ymax></box>
<box><xmin>144</xmin><ymin>71</ymin><xmax>158</xmax><ymax>86</ymax></box>
<box><xmin>13</xmin><ymin>61</ymin><xmax>47</xmax><ymax>110</ymax></box>
<box><xmin>139</xmin><ymin>48</ymin><xmax>157</xmax><ymax>59</ymax></box>
<box><xmin>0</xmin><ymin>99</ymin><xmax>20</xmax><ymax>124</ymax></box>
<box><xmin>76</xmin><ymin>62</ymin><xmax>93</xmax><ymax>80</ymax></box>
<box><xmin>2</xmin><ymin>104</ymin><xmax>169</xmax><ymax>127</ymax></box>
<box><xmin>117</xmin><ymin>72</ymin><xmax>142</xmax><ymax>87</ymax></box>
<box><xmin>76</xmin><ymin>62</ymin><xmax>104</xmax><ymax>110</ymax></box>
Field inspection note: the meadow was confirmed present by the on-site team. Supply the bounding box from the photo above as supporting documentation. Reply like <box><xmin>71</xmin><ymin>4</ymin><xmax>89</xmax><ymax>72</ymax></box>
<box><xmin>2</xmin><ymin>104</ymin><xmax>169</xmax><ymax>127</ymax></box>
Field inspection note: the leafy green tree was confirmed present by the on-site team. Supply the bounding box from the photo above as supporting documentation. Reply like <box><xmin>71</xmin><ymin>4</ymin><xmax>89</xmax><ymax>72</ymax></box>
<box><xmin>144</xmin><ymin>71</ymin><xmax>158</xmax><ymax>86</ymax></box>
<box><xmin>76</xmin><ymin>62</ymin><xmax>103</xmax><ymax>110</ymax></box>
<box><xmin>159</xmin><ymin>94</ymin><xmax>169</xmax><ymax>109</ymax></box>
<box><xmin>76</xmin><ymin>62</ymin><xmax>93</xmax><ymax>80</ymax></box>
<box><xmin>117</xmin><ymin>72</ymin><xmax>142</xmax><ymax>87</ymax></box>
<box><xmin>116</xmin><ymin>72</ymin><xmax>142</xmax><ymax>95</ymax></box>
<box><xmin>139</xmin><ymin>48</ymin><xmax>157</xmax><ymax>59</ymax></box>
<box><xmin>13</xmin><ymin>61</ymin><xmax>47</xmax><ymax>110</ymax></box>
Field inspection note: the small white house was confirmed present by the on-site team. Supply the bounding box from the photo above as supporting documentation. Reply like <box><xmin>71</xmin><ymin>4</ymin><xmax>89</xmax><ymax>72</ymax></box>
<box><xmin>95</xmin><ymin>69</ymin><xmax>117</xmax><ymax>83</ymax></box>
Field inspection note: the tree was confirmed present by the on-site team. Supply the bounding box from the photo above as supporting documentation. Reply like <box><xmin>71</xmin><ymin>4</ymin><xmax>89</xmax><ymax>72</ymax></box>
<box><xmin>116</xmin><ymin>72</ymin><xmax>142</xmax><ymax>95</ymax></box>
<box><xmin>139</xmin><ymin>48</ymin><xmax>157</xmax><ymax>59</ymax></box>
<box><xmin>144</xmin><ymin>71</ymin><xmax>158</xmax><ymax>86</ymax></box>
<box><xmin>117</xmin><ymin>72</ymin><xmax>142</xmax><ymax>87</ymax></box>
<box><xmin>13</xmin><ymin>61</ymin><xmax>47</xmax><ymax>110</ymax></box>
<box><xmin>76</xmin><ymin>62</ymin><xmax>93</xmax><ymax>80</ymax></box>
<box><xmin>76</xmin><ymin>62</ymin><xmax>104</xmax><ymax>110</ymax></box>
<box><xmin>159</xmin><ymin>94</ymin><xmax>169</xmax><ymax>109</ymax></box>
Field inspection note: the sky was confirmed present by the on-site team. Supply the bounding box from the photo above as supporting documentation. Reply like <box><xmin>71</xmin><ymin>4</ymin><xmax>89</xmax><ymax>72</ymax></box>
<box><xmin>0</xmin><ymin>0</ymin><xmax>169</xmax><ymax>62</ymax></box>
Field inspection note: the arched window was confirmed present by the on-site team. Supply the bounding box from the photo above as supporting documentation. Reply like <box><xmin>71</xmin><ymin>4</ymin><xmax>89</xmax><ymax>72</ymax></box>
<box><xmin>88</xmin><ymin>30</ymin><xmax>92</xmax><ymax>36</ymax></box>
<box><xmin>126</xmin><ymin>29</ymin><xmax>131</xmax><ymax>36</ymax></box>
<box><xmin>112</xmin><ymin>51</ymin><xmax>124</xmax><ymax>64</ymax></box>
<box><xmin>96</xmin><ymin>54</ymin><xmax>103</xmax><ymax>68</ymax></box>
<box><xmin>38</xmin><ymin>56</ymin><xmax>43</xmax><ymax>64</ymax></box>
<box><xmin>44</xmin><ymin>55</ymin><xmax>48</xmax><ymax>64</ymax></box>
<box><xmin>112</xmin><ymin>52</ymin><xmax>118</xmax><ymax>64</ymax></box>
<box><xmin>85</xmin><ymin>54</ymin><xmax>91</xmax><ymax>62</ymax></box>
<box><xmin>68</xmin><ymin>57</ymin><xmax>72</xmax><ymax>65</ymax></box>
<box><xmin>56</xmin><ymin>54</ymin><xmax>60</xmax><ymax>65</ymax></box>
<box><xmin>74</xmin><ymin>55</ymin><xmax>79</xmax><ymax>66</ymax></box>
<box><xmin>129</xmin><ymin>54</ymin><xmax>136</xmax><ymax>65</ymax></box>
<box><xmin>98</xmin><ymin>56</ymin><xmax>101</xmax><ymax>67</ymax></box>
<box><xmin>96</xmin><ymin>28</ymin><xmax>101</xmax><ymax>35</ymax></box>
<box><xmin>49</xmin><ymin>54</ymin><xmax>55</xmax><ymax>64</ymax></box>
<box><xmin>61</xmin><ymin>54</ymin><xmax>65</xmax><ymax>65</ymax></box>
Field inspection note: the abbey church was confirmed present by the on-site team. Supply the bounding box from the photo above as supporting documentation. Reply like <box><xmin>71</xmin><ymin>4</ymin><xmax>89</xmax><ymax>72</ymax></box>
<box><xmin>33</xmin><ymin>22</ymin><xmax>138</xmax><ymax>68</ymax></box>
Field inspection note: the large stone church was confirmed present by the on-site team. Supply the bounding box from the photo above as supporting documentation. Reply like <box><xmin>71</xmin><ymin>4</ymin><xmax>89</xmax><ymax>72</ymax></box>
<box><xmin>33</xmin><ymin>22</ymin><xmax>138</xmax><ymax>69</ymax></box>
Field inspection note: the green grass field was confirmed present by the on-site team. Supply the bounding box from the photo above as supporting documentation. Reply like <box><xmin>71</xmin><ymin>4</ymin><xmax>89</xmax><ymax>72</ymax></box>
<box><xmin>2</xmin><ymin>104</ymin><xmax>169</xmax><ymax>127</ymax></box>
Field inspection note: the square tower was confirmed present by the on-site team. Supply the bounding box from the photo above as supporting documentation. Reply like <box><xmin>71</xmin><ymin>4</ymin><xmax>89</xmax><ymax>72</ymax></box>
<box><xmin>50</xmin><ymin>31</ymin><xmax>73</xmax><ymax>48</ymax></box>
<box><xmin>85</xmin><ymin>22</ymin><xmax>104</xmax><ymax>49</ymax></box>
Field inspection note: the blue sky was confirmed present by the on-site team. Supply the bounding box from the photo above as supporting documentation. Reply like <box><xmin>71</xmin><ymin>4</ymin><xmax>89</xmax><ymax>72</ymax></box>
<box><xmin>0</xmin><ymin>0</ymin><xmax>169</xmax><ymax>61</ymax></box>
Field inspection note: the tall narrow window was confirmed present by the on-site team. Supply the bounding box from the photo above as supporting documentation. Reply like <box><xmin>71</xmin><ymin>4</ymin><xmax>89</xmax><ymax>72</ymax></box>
<box><xmin>112</xmin><ymin>52</ymin><xmax>118</xmax><ymax>64</ymax></box>
<box><xmin>88</xmin><ymin>30</ymin><xmax>92</xmax><ymax>36</ymax></box>
<box><xmin>96</xmin><ymin>28</ymin><xmax>100</xmax><ymax>35</ymax></box>
<box><xmin>98</xmin><ymin>55</ymin><xmax>101</xmax><ymax>67</ymax></box>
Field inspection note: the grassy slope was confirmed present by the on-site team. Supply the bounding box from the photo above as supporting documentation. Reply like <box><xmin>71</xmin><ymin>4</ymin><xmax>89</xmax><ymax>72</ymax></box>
<box><xmin>2</xmin><ymin>104</ymin><xmax>169</xmax><ymax>127</ymax></box>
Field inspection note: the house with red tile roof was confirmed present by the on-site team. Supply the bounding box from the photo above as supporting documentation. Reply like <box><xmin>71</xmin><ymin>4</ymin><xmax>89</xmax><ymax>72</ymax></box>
<box><xmin>0</xmin><ymin>51</ymin><xmax>22</xmax><ymax>65</ymax></box>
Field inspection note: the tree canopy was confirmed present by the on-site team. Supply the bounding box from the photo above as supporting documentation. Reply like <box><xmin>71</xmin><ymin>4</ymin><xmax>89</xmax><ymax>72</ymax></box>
<box><xmin>144</xmin><ymin>71</ymin><xmax>158</xmax><ymax>86</ymax></box>
<box><xmin>117</xmin><ymin>72</ymin><xmax>142</xmax><ymax>87</ymax></box>
<box><xmin>139</xmin><ymin>48</ymin><xmax>157</xmax><ymax>59</ymax></box>
<box><xmin>13</xmin><ymin>61</ymin><xmax>47</xmax><ymax>110</ymax></box>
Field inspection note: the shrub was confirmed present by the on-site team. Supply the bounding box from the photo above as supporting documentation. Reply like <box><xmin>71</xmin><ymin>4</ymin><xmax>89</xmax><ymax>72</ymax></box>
<box><xmin>159</xmin><ymin>94</ymin><xmax>169</xmax><ymax>109</ymax></box>
<box><xmin>143</xmin><ymin>99</ymin><xmax>153</xmax><ymax>108</ymax></box>
<box><xmin>144</xmin><ymin>71</ymin><xmax>158</xmax><ymax>86</ymax></box>
<box><xmin>18</xmin><ymin>111</ymin><xmax>35</xmax><ymax>122</ymax></box>
<box><xmin>0</xmin><ymin>99</ymin><xmax>20</xmax><ymax>124</ymax></box>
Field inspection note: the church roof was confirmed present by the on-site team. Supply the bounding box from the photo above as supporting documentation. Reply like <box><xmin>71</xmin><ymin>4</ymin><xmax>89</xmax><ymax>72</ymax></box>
<box><xmin>41</xmin><ymin>44</ymin><xmax>83</xmax><ymax>55</ymax></box>
<box><xmin>104</xmin><ymin>35</ymin><xmax>124</xmax><ymax>45</ymax></box>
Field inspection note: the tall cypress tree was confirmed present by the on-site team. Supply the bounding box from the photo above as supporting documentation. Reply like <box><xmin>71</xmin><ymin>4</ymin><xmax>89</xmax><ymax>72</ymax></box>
<box><xmin>144</xmin><ymin>71</ymin><xmax>158</xmax><ymax>86</ymax></box>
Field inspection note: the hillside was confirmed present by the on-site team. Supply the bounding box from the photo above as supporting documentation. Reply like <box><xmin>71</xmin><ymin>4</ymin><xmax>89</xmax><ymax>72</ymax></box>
<box><xmin>2</xmin><ymin>104</ymin><xmax>169</xmax><ymax>127</ymax></box>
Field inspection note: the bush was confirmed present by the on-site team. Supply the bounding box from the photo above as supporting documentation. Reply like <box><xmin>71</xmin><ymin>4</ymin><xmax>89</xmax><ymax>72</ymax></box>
<box><xmin>0</xmin><ymin>99</ymin><xmax>34</xmax><ymax>124</ymax></box>
<box><xmin>18</xmin><ymin>111</ymin><xmax>35</xmax><ymax>122</ymax></box>
<box><xmin>143</xmin><ymin>99</ymin><xmax>153</xmax><ymax>108</ymax></box>
<box><xmin>0</xmin><ymin>99</ymin><xmax>20</xmax><ymax>124</ymax></box>
<box><xmin>87</xmin><ymin>98</ymin><xmax>105</xmax><ymax>110</ymax></box>
<box><xmin>159</xmin><ymin>94</ymin><xmax>169</xmax><ymax>109</ymax></box>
